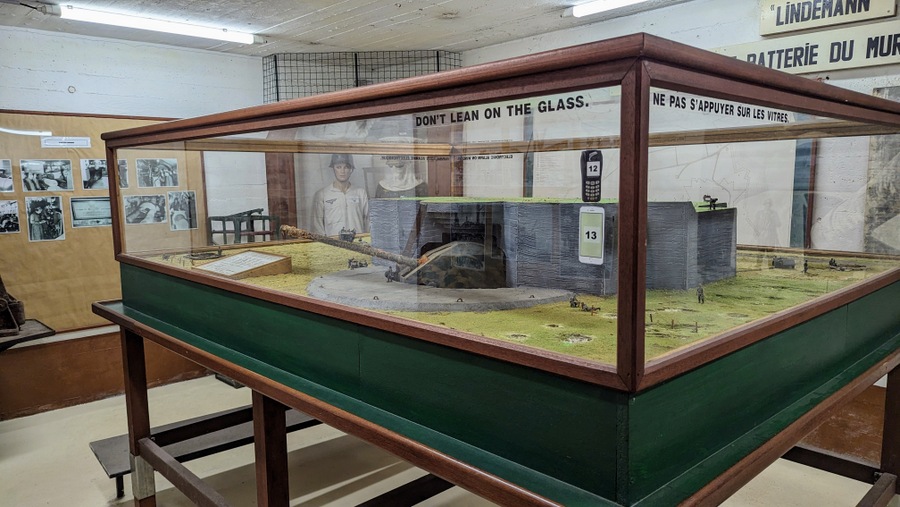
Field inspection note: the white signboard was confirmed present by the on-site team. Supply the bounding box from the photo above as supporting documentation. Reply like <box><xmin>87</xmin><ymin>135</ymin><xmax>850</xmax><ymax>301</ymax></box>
<box><xmin>760</xmin><ymin>0</ymin><xmax>895</xmax><ymax>35</ymax></box>
<box><xmin>714</xmin><ymin>19</ymin><xmax>900</xmax><ymax>74</ymax></box>
<box><xmin>194</xmin><ymin>251</ymin><xmax>291</xmax><ymax>279</ymax></box>
<box><xmin>41</xmin><ymin>136</ymin><xmax>91</xmax><ymax>148</ymax></box>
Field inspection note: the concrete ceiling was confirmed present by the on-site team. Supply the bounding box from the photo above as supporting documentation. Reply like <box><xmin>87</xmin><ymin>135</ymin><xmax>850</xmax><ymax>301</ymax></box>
<box><xmin>0</xmin><ymin>0</ymin><xmax>692</xmax><ymax>56</ymax></box>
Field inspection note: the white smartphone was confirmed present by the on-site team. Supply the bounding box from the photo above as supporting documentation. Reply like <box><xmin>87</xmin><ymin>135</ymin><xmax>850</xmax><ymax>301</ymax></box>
<box><xmin>578</xmin><ymin>206</ymin><xmax>605</xmax><ymax>265</ymax></box>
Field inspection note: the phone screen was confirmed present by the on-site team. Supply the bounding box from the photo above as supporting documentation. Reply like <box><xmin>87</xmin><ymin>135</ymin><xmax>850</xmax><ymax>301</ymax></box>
<box><xmin>579</xmin><ymin>206</ymin><xmax>605</xmax><ymax>265</ymax></box>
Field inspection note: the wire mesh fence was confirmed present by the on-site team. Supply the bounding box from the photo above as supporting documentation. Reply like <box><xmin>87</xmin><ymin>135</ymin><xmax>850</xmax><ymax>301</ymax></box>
<box><xmin>263</xmin><ymin>50</ymin><xmax>462</xmax><ymax>103</ymax></box>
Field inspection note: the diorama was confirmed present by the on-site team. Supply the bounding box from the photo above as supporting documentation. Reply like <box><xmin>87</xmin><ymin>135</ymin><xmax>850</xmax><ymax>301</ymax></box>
<box><xmin>95</xmin><ymin>34</ymin><xmax>899</xmax><ymax>506</ymax></box>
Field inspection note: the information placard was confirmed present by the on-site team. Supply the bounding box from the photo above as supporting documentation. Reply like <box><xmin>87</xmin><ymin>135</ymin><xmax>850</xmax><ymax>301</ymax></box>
<box><xmin>578</xmin><ymin>206</ymin><xmax>605</xmax><ymax>265</ymax></box>
<box><xmin>194</xmin><ymin>251</ymin><xmax>292</xmax><ymax>280</ymax></box>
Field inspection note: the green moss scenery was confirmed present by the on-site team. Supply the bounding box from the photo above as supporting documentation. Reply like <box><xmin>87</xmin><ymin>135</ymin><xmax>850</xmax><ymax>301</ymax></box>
<box><xmin>148</xmin><ymin>243</ymin><xmax>895</xmax><ymax>366</ymax></box>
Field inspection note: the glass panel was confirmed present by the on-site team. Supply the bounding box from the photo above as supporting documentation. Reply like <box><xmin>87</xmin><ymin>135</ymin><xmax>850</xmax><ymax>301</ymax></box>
<box><xmin>645</xmin><ymin>87</ymin><xmax>899</xmax><ymax>361</ymax></box>
<box><xmin>118</xmin><ymin>86</ymin><xmax>623</xmax><ymax>365</ymax></box>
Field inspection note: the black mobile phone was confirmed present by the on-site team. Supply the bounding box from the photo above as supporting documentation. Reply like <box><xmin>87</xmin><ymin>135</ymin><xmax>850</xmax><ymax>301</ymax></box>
<box><xmin>581</xmin><ymin>150</ymin><xmax>602</xmax><ymax>202</ymax></box>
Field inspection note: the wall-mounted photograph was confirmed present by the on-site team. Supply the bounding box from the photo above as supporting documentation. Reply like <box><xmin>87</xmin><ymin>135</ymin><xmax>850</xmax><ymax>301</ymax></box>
<box><xmin>81</xmin><ymin>159</ymin><xmax>109</xmax><ymax>190</ymax></box>
<box><xmin>21</xmin><ymin>159</ymin><xmax>74</xmax><ymax>192</ymax></box>
<box><xmin>0</xmin><ymin>160</ymin><xmax>12</xmax><ymax>192</ymax></box>
<box><xmin>167</xmin><ymin>190</ymin><xmax>197</xmax><ymax>231</ymax></box>
<box><xmin>25</xmin><ymin>196</ymin><xmax>65</xmax><ymax>241</ymax></box>
<box><xmin>71</xmin><ymin>197</ymin><xmax>112</xmax><ymax>228</ymax></box>
<box><xmin>117</xmin><ymin>159</ymin><xmax>129</xmax><ymax>188</ymax></box>
<box><xmin>136</xmin><ymin>158</ymin><xmax>178</xmax><ymax>188</ymax></box>
<box><xmin>123</xmin><ymin>194</ymin><xmax>167</xmax><ymax>224</ymax></box>
<box><xmin>0</xmin><ymin>199</ymin><xmax>19</xmax><ymax>233</ymax></box>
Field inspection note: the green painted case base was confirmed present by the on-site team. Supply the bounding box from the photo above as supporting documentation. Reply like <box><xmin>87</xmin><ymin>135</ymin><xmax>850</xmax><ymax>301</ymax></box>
<box><xmin>118</xmin><ymin>264</ymin><xmax>900</xmax><ymax>505</ymax></box>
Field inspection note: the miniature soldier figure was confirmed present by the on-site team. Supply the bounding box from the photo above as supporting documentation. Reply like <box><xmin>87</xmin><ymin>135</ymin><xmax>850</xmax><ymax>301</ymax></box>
<box><xmin>697</xmin><ymin>284</ymin><xmax>705</xmax><ymax>304</ymax></box>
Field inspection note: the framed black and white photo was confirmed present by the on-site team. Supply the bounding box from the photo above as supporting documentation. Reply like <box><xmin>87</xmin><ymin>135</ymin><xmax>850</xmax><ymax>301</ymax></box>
<box><xmin>167</xmin><ymin>190</ymin><xmax>198</xmax><ymax>230</ymax></box>
<box><xmin>0</xmin><ymin>199</ymin><xmax>19</xmax><ymax>233</ymax></box>
<box><xmin>117</xmin><ymin>159</ymin><xmax>129</xmax><ymax>188</ymax></box>
<box><xmin>0</xmin><ymin>160</ymin><xmax>12</xmax><ymax>192</ymax></box>
<box><xmin>81</xmin><ymin>159</ymin><xmax>109</xmax><ymax>190</ymax></box>
<box><xmin>25</xmin><ymin>196</ymin><xmax>65</xmax><ymax>241</ymax></box>
<box><xmin>136</xmin><ymin>158</ymin><xmax>178</xmax><ymax>188</ymax></box>
<box><xmin>71</xmin><ymin>197</ymin><xmax>112</xmax><ymax>228</ymax></box>
<box><xmin>20</xmin><ymin>159</ymin><xmax>74</xmax><ymax>192</ymax></box>
<box><xmin>123</xmin><ymin>194</ymin><xmax>167</xmax><ymax>224</ymax></box>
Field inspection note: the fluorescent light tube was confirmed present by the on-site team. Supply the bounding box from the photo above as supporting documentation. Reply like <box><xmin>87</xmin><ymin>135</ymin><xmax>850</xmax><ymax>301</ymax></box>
<box><xmin>571</xmin><ymin>0</ymin><xmax>652</xmax><ymax>17</ymax></box>
<box><xmin>0</xmin><ymin>127</ymin><xmax>52</xmax><ymax>136</ymax></box>
<box><xmin>53</xmin><ymin>4</ymin><xmax>256</xmax><ymax>44</ymax></box>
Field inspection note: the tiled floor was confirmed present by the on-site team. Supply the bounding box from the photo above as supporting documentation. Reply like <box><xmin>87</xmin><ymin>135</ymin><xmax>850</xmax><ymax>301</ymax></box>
<box><xmin>0</xmin><ymin>375</ymin><xmax>886</xmax><ymax>506</ymax></box>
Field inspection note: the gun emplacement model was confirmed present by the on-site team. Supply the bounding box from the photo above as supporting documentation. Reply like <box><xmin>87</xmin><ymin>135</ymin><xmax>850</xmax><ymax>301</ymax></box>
<box><xmin>279</xmin><ymin>225</ymin><xmax>507</xmax><ymax>289</ymax></box>
<box><xmin>279</xmin><ymin>225</ymin><xmax>422</xmax><ymax>268</ymax></box>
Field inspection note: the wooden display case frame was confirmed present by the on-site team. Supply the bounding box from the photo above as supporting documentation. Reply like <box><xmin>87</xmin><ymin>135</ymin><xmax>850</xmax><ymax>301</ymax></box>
<box><xmin>95</xmin><ymin>33</ymin><xmax>900</xmax><ymax>506</ymax></box>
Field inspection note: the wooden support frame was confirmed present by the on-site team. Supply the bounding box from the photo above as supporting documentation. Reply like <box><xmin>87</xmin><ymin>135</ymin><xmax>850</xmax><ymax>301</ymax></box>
<box><xmin>252</xmin><ymin>391</ymin><xmax>289</xmax><ymax>506</ymax></box>
<box><xmin>101</xmin><ymin>300</ymin><xmax>900</xmax><ymax>506</ymax></box>
<box><xmin>121</xmin><ymin>329</ymin><xmax>155</xmax><ymax>507</ymax></box>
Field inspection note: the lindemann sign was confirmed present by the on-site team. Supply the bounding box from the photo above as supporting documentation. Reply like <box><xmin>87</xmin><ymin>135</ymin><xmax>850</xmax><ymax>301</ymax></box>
<box><xmin>760</xmin><ymin>0</ymin><xmax>895</xmax><ymax>35</ymax></box>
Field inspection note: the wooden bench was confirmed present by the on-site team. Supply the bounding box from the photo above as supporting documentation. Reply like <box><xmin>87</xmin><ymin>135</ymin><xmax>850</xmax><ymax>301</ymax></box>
<box><xmin>89</xmin><ymin>404</ymin><xmax>455</xmax><ymax>504</ymax></box>
<box><xmin>89</xmin><ymin>405</ymin><xmax>320</xmax><ymax>498</ymax></box>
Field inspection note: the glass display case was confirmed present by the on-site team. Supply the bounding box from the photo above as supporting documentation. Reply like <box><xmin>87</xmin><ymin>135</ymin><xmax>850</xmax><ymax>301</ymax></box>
<box><xmin>96</xmin><ymin>33</ymin><xmax>900</xmax><ymax>506</ymax></box>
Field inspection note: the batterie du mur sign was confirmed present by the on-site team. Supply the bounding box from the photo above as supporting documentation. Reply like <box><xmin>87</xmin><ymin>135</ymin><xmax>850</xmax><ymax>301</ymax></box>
<box><xmin>713</xmin><ymin>18</ymin><xmax>900</xmax><ymax>74</ymax></box>
<box><xmin>760</xmin><ymin>0</ymin><xmax>895</xmax><ymax>35</ymax></box>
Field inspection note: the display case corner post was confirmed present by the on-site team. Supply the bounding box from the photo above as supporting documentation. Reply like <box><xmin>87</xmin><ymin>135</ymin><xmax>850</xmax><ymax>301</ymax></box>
<box><xmin>120</xmin><ymin>329</ymin><xmax>156</xmax><ymax>504</ymax></box>
<box><xmin>252</xmin><ymin>390</ymin><xmax>290</xmax><ymax>506</ymax></box>
<box><xmin>882</xmin><ymin>366</ymin><xmax>900</xmax><ymax>492</ymax></box>
<box><xmin>107</xmin><ymin>146</ymin><xmax>125</xmax><ymax>257</ymax></box>
<box><xmin>616</xmin><ymin>61</ymin><xmax>651</xmax><ymax>391</ymax></box>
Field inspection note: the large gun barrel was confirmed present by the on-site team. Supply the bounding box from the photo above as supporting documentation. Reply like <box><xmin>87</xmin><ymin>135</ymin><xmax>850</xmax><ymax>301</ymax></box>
<box><xmin>280</xmin><ymin>225</ymin><xmax>421</xmax><ymax>268</ymax></box>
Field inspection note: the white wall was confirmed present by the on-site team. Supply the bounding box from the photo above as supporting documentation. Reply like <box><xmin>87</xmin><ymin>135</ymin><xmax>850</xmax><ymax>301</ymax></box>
<box><xmin>0</xmin><ymin>26</ymin><xmax>262</xmax><ymax>118</ymax></box>
<box><xmin>463</xmin><ymin>0</ymin><xmax>900</xmax><ymax>251</ymax></box>
<box><xmin>0</xmin><ymin>26</ymin><xmax>269</xmax><ymax>230</ymax></box>
<box><xmin>463</xmin><ymin>0</ymin><xmax>759</xmax><ymax>66</ymax></box>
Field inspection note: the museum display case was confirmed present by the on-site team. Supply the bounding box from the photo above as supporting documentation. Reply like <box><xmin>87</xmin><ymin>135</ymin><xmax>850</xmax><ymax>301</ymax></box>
<box><xmin>95</xmin><ymin>33</ymin><xmax>900</xmax><ymax>506</ymax></box>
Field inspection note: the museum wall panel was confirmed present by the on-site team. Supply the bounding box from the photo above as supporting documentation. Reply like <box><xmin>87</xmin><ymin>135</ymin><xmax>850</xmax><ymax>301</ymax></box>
<box><xmin>0</xmin><ymin>112</ymin><xmax>161</xmax><ymax>330</ymax></box>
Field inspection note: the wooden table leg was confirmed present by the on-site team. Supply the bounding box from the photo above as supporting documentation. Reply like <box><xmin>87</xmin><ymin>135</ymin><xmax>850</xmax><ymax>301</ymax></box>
<box><xmin>882</xmin><ymin>366</ymin><xmax>900</xmax><ymax>494</ymax></box>
<box><xmin>253</xmin><ymin>390</ymin><xmax>289</xmax><ymax>506</ymax></box>
<box><xmin>121</xmin><ymin>330</ymin><xmax>156</xmax><ymax>507</ymax></box>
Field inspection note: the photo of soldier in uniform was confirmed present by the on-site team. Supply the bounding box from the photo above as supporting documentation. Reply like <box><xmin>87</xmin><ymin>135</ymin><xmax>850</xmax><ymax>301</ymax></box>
<box><xmin>0</xmin><ymin>199</ymin><xmax>19</xmax><ymax>233</ymax></box>
<box><xmin>81</xmin><ymin>159</ymin><xmax>109</xmax><ymax>190</ymax></box>
<box><xmin>25</xmin><ymin>196</ymin><xmax>65</xmax><ymax>241</ymax></box>
<box><xmin>312</xmin><ymin>153</ymin><xmax>368</xmax><ymax>236</ymax></box>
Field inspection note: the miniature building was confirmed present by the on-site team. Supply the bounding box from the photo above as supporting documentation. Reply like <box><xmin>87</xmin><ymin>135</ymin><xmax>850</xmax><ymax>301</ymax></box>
<box><xmin>370</xmin><ymin>200</ymin><xmax>737</xmax><ymax>294</ymax></box>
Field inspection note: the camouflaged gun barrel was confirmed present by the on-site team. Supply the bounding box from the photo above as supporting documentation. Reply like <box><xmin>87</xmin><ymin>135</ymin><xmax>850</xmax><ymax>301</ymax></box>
<box><xmin>280</xmin><ymin>225</ymin><xmax>420</xmax><ymax>268</ymax></box>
